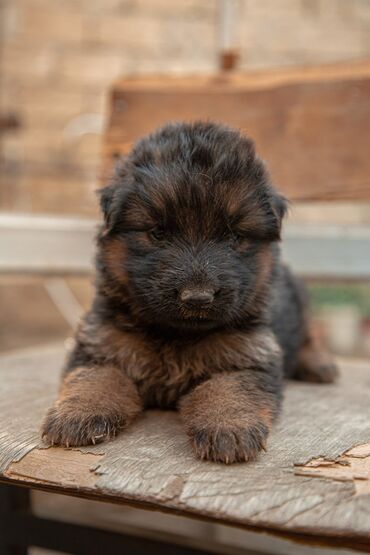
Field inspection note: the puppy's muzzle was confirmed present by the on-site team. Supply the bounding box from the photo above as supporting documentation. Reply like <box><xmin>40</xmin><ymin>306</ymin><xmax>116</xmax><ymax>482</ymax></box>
<box><xmin>180</xmin><ymin>288</ymin><xmax>215</xmax><ymax>309</ymax></box>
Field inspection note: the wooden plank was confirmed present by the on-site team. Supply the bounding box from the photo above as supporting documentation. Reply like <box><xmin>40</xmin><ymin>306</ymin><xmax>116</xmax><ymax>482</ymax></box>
<box><xmin>31</xmin><ymin>491</ymin><xmax>219</xmax><ymax>551</ymax></box>
<box><xmin>102</xmin><ymin>59</ymin><xmax>370</xmax><ymax>201</ymax></box>
<box><xmin>0</xmin><ymin>506</ymin><xmax>218</xmax><ymax>555</ymax></box>
<box><xmin>0</xmin><ymin>346</ymin><xmax>369</xmax><ymax>550</ymax></box>
<box><xmin>2</xmin><ymin>214</ymin><xmax>370</xmax><ymax>279</ymax></box>
<box><xmin>0</xmin><ymin>279</ymin><xmax>70</xmax><ymax>352</ymax></box>
<box><xmin>282</xmin><ymin>224</ymin><xmax>370</xmax><ymax>279</ymax></box>
<box><xmin>111</xmin><ymin>59</ymin><xmax>370</xmax><ymax>90</ymax></box>
<box><xmin>0</xmin><ymin>173</ymin><xmax>98</xmax><ymax>218</ymax></box>
<box><xmin>0</xmin><ymin>214</ymin><xmax>95</xmax><ymax>274</ymax></box>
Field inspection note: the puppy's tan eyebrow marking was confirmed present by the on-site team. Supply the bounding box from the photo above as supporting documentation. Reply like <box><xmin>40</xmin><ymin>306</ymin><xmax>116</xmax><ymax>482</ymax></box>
<box><xmin>223</xmin><ymin>178</ymin><xmax>258</xmax><ymax>218</ymax></box>
<box><xmin>123</xmin><ymin>205</ymin><xmax>157</xmax><ymax>230</ymax></box>
<box><xmin>223</xmin><ymin>184</ymin><xmax>268</xmax><ymax>236</ymax></box>
<box><xmin>232</xmin><ymin>213</ymin><xmax>267</xmax><ymax>237</ymax></box>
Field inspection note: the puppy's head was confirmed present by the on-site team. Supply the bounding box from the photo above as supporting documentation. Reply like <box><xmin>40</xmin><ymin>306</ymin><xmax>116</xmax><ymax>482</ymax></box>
<box><xmin>97</xmin><ymin>121</ymin><xmax>287</xmax><ymax>332</ymax></box>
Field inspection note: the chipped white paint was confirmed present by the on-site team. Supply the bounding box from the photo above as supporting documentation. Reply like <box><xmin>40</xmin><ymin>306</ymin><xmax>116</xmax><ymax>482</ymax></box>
<box><xmin>295</xmin><ymin>443</ymin><xmax>370</xmax><ymax>496</ymax></box>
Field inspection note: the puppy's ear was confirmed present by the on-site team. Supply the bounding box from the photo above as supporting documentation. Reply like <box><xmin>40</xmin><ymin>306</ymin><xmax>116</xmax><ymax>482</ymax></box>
<box><xmin>97</xmin><ymin>184</ymin><xmax>117</xmax><ymax>234</ymax></box>
<box><xmin>269</xmin><ymin>190</ymin><xmax>288</xmax><ymax>240</ymax></box>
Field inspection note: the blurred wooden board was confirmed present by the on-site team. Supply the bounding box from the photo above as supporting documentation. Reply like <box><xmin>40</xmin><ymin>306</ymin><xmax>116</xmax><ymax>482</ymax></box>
<box><xmin>0</xmin><ymin>346</ymin><xmax>370</xmax><ymax>551</ymax></box>
<box><xmin>0</xmin><ymin>280</ymin><xmax>70</xmax><ymax>352</ymax></box>
<box><xmin>2</xmin><ymin>214</ymin><xmax>370</xmax><ymax>279</ymax></box>
<box><xmin>102</xmin><ymin>58</ymin><xmax>370</xmax><ymax>201</ymax></box>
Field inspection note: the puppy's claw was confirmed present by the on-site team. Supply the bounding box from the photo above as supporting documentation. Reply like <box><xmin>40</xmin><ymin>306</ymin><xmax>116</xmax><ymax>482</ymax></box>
<box><xmin>190</xmin><ymin>424</ymin><xmax>269</xmax><ymax>464</ymax></box>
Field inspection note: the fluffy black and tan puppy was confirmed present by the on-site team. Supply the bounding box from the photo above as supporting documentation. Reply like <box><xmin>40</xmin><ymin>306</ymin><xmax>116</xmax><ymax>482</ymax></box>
<box><xmin>42</xmin><ymin>121</ymin><xmax>337</xmax><ymax>463</ymax></box>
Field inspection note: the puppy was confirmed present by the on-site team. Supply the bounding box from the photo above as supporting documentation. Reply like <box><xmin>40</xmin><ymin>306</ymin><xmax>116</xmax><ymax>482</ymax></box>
<box><xmin>42</xmin><ymin>121</ymin><xmax>337</xmax><ymax>463</ymax></box>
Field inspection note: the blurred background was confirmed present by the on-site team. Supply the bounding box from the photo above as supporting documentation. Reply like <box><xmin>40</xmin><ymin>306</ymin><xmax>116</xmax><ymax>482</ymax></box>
<box><xmin>1</xmin><ymin>0</ymin><xmax>370</xmax><ymax>354</ymax></box>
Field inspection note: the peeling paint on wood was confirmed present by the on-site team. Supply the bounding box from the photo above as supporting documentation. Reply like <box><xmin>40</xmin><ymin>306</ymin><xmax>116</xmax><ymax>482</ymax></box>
<box><xmin>5</xmin><ymin>447</ymin><xmax>104</xmax><ymax>489</ymax></box>
<box><xmin>295</xmin><ymin>443</ymin><xmax>370</xmax><ymax>496</ymax></box>
<box><xmin>0</xmin><ymin>345</ymin><xmax>370</xmax><ymax>545</ymax></box>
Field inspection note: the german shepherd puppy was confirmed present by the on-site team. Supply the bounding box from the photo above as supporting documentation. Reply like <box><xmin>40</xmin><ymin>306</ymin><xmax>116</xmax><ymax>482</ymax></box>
<box><xmin>42</xmin><ymin>121</ymin><xmax>337</xmax><ymax>463</ymax></box>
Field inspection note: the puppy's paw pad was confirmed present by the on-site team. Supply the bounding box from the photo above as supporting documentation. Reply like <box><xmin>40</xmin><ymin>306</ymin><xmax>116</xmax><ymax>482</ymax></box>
<box><xmin>189</xmin><ymin>424</ymin><xmax>269</xmax><ymax>464</ymax></box>
<box><xmin>41</xmin><ymin>405</ymin><xmax>123</xmax><ymax>447</ymax></box>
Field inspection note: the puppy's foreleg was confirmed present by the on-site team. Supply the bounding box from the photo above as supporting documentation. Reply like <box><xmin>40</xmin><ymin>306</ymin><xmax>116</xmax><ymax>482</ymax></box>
<box><xmin>41</xmin><ymin>365</ymin><xmax>142</xmax><ymax>447</ymax></box>
<box><xmin>179</xmin><ymin>337</ymin><xmax>283</xmax><ymax>464</ymax></box>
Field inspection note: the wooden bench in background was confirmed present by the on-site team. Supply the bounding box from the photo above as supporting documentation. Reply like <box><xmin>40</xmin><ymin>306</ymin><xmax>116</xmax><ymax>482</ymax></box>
<box><xmin>1</xmin><ymin>60</ymin><xmax>370</xmax><ymax>554</ymax></box>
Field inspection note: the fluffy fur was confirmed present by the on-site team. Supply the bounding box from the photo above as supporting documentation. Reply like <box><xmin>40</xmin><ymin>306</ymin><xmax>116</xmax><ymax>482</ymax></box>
<box><xmin>42</xmin><ymin>121</ymin><xmax>337</xmax><ymax>463</ymax></box>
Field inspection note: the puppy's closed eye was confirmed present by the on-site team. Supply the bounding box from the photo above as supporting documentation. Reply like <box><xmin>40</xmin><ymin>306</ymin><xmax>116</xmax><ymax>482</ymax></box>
<box><xmin>229</xmin><ymin>231</ymin><xmax>252</xmax><ymax>250</ymax></box>
<box><xmin>148</xmin><ymin>227</ymin><xmax>166</xmax><ymax>243</ymax></box>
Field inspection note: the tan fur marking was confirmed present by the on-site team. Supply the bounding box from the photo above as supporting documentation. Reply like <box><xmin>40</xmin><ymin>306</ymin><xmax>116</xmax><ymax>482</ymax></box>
<box><xmin>295</xmin><ymin>341</ymin><xmax>338</xmax><ymax>383</ymax></box>
<box><xmin>254</xmin><ymin>244</ymin><xmax>273</xmax><ymax>296</ymax></box>
<box><xmin>180</xmin><ymin>373</ymin><xmax>274</xmax><ymax>429</ymax></box>
<box><xmin>179</xmin><ymin>372</ymin><xmax>276</xmax><ymax>463</ymax></box>
<box><xmin>102</xmin><ymin>237</ymin><xmax>128</xmax><ymax>284</ymax></box>
<box><xmin>42</xmin><ymin>365</ymin><xmax>142</xmax><ymax>447</ymax></box>
<box><xmin>77</xmin><ymin>321</ymin><xmax>281</xmax><ymax>408</ymax></box>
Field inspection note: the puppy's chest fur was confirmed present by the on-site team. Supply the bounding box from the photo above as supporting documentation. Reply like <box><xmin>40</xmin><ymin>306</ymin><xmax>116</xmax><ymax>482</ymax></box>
<box><xmin>126</xmin><ymin>342</ymin><xmax>208</xmax><ymax>408</ymax></box>
<box><xmin>96</xmin><ymin>327</ymin><xmax>217</xmax><ymax>407</ymax></box>
<box><xmin>84</xmin><ymin>323</ymin><xmax>279</xmax><ymax>408</ymax></box>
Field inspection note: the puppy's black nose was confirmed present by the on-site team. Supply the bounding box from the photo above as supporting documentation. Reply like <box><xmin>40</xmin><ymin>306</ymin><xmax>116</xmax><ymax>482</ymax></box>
<box><xmin>180</xmin><ymin>288</ymin><xmax>215</xmax><ymax>307</ymax></box>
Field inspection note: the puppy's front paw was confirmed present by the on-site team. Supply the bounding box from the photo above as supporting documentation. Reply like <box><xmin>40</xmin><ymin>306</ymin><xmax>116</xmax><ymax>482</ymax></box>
<box><xmin>189</xmin><ymin>423</ymin><xmax>269</xmax><ymax>464</ymax></box>
<box><xmin>41</xmin><ymin>366</ymin><xmax>142</xmax><ymax>447</ymax></box>
<box><xmin>41</xmin><ymin>402</ymin><xmax>125</xmax><ymax>447</ymax></box>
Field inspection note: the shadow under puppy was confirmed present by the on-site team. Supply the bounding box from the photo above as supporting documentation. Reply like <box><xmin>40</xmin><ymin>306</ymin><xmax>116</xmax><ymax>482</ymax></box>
<box><xmin>42</xmin><ymin>121</ymin><xmax>337</xmax><ymax>463</ymax></box>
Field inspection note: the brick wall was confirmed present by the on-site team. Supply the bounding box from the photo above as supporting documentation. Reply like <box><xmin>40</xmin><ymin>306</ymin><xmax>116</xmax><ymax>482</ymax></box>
<box><xmin>1</xmin><ymin>0</ymin><xmax>370</xmax><ymax>216</ymax></box>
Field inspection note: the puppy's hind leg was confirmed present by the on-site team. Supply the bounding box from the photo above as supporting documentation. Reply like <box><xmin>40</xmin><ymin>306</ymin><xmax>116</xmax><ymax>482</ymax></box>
<box><xmin>289</xmin><ymin>275</ymin><xmax>338</xmax><ymax>384</ymax></box>
<box><xmin>293</xmin><ymin>334</ymin><xmax>338</xmax><ymax>383</ymax></box>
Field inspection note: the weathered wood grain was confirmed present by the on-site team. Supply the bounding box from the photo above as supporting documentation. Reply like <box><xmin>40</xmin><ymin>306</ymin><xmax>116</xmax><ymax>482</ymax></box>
<box><xmin>0</xmin><ymin>345</ymin><xmax>370</xmax><ymax>549</ymax></box>
<box><xmin>294</xmin><ymin>445</ymin><xmax>370</xmax><ymax>496</ymax></box>
<box><xmin>102</xmin><ymin>59</ymin><xmax>370</xmax><ymax>201</ymax></box>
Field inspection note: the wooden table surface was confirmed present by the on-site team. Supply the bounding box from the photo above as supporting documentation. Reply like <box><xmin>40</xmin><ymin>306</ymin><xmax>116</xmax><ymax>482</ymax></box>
<box><xmin>0</xmin><ymin>345</ymin><xmax>370</xmax><ymax>551</ymax></box>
